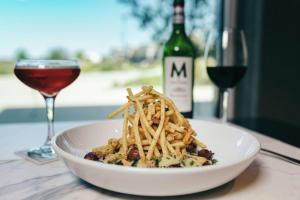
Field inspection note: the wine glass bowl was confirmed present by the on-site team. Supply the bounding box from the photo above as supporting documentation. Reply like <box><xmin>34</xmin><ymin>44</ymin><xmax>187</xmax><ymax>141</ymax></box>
<box><xmin>204</xmin><ymin>28</ymin><xmax>248</xmax><ymax>122</ymax></box>
<box><xmin>14</xmin><ymin>59</ymin><xmax>80</xmax><ymax>159</ymax></box>
<box><xmin>14</xmin><ymin>60</ymin><xmax>80</xmax><ymax>97</ymax></box>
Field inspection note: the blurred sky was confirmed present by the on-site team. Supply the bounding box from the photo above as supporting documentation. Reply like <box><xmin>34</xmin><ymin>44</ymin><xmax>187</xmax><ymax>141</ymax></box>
<box><xmin>0</xmin><ymin>0</ymin><xmax>151</xmax><ymax>59</ymax></box>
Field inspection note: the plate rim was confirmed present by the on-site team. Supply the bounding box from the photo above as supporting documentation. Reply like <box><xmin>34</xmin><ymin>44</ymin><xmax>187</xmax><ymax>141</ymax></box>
<box><xmin>52</xmin><ymin>119</ymin><xmax>261</xmax><ymax>174</ymax></box>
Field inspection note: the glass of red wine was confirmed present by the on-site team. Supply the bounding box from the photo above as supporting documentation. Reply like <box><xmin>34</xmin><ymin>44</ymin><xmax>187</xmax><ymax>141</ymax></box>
<box><xmin>14</xmin><ymin>60</ymin><xmax>80</xmax><ymax>159</ymax></box>
<box><xmin>204</xmin><ymin>28</ymin><xmax>248</xmax><ymax>122</ymax></box>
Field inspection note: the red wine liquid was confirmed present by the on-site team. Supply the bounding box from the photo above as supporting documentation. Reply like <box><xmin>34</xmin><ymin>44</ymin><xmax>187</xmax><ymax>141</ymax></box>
<box><xmin>207</xmin><ymin>66</ymin><xmax>247</xmax><ymax>89</ymax></box>
<box><xmin>14</xmin><ymin>68</ymin><xmax>80</xmax><ymax>97</ymax></box>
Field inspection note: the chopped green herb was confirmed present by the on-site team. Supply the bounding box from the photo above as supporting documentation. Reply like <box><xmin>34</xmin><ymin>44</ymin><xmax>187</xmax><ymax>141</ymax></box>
<box><xmin>115</xmin><ymin>160</ymin><xmax>123</xmax><ymax>165</ymax></box>
<box><xmin>212</xmin><ymin>159</ymin><xmax>218</xmax><ymax>164</ymax></box>
<box><xmin>132</xmin><ymin>160</ymin><xmax>138</xmax><ymax>166</ymax></box>
<box><xmin>152</xmin><ymin>157</ymin><xmax>161</xmax><ymax>167</ymax></box>
<box><xmin>155</xmin><ymin>159</ymin><xmax>160</xmax><ymax>166</ymax></box>
<box><xmin>190</xmin><ymin>160</ymin><xmax>194</xmax><ymax>165</ymax></box>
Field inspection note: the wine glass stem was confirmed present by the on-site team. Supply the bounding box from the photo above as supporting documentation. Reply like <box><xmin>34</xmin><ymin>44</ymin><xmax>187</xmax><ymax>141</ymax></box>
<box><xmin>220</xmin><ymin>89</ymin><xmax>229</xmax><ymax>122</ymax></box>
<box><xmin>44</xmin><ymin>96</ymin><xmax>56</xmax><ymax>146</ymax></box>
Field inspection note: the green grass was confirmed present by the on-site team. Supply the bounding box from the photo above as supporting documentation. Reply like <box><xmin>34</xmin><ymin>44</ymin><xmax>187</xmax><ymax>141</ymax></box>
<box><xmin>194</xmin><ymin>58</ymin><xmax>211</xmax><ymax>85</ymax></box>
<box><xmin>80</xmin><ymin>59</ymin><xmax>160</xmax><ymax>73</ymax></box>
<box><xmin>0</xmin><ymin>58</ymin><xmax>211</xmax><ymax>88</ymax></box>
<box><xmin>0</xmin><ymin>61</ymin><xmax>15</xmax><ymax>74</ymax></box>
<box><xmin>0</xmin><ymin>59</ymin><xmax>159</xmax><ymax>75</ymax></box>
<box><xmin>80</xmin><ymin>60</ymin><xmax>136</xmax><ymax>73</ymax></box>
<box><xmin>113</xmin><ymin>75</ymin><xmax>162</xmax><ymax>87</ymax></box>
<box><xmin>112</xmin><ymin>58</ymin><xmax>211</xmax><ymax>88</ymax></box>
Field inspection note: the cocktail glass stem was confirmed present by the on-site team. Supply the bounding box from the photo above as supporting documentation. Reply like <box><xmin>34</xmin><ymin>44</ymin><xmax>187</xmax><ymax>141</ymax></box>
<box><xmin>44</xmin><ymin>96</ymin><xmax>56</xmax><ymax>146</ymax></box>
<box><xmin>219</xmin><ymin>89</ymin><xmax>229</xmax><ymax>122</ymax></box>
<box><xmin>27</xmin><ymin>95</ymin><xmax>57</xmax><ymax>159</ymax></box>
<box><xmin>14</xmin><ymin>59</ymin><xmax>80</xmax><ymax>160</ymax></box>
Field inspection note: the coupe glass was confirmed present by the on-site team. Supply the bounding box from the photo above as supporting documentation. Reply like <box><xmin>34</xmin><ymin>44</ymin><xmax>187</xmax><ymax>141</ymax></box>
<box><xmin>204</xmin><ymin>28</ymin><xmax>248</xmax><ymax>122</ymax></box>
<box><xmin>14</xmin><ymin>60</ymin><xmax>80</xmax><ymax>159</ymax></box>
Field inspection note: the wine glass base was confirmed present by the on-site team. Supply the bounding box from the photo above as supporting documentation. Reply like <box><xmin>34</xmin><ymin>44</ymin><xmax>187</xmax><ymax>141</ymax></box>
<box><xmin>27</xmin><ymin>145</ymin><xmax>57</xmax><ymax>159</ymax></box>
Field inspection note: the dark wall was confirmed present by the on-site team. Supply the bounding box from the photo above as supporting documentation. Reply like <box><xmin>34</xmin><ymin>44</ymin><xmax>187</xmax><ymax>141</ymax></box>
<box><xmin>234</xmin><ymin>0</ymin><xmax>300</xmax><ymax>127</ymax></box>
<box><xmin>258</xmin><ymin>0</ymin><xmax>300</xmax><ymax>126</ymax></box>
<box><xmin>234</xmin><ymin>0</ymin><xmax>263</xmax><ymax>119</ymax></box>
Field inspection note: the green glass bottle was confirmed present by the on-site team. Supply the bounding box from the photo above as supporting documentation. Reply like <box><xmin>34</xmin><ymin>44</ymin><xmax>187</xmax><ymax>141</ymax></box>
<box><xmin>163</xmin><ymin>0</ymin><xmax>195</xmax><ymax>118</ymax></box>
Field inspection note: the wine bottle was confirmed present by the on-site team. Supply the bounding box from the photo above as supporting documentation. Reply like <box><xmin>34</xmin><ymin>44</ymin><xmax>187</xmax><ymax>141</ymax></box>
<box><xmin>163</xmin><ymin>0</ymin><xmax>195</xmax><ymax>118</ymax></box>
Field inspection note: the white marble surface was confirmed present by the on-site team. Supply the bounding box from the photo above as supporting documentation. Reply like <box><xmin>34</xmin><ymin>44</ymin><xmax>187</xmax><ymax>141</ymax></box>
<box><xmin>0</xmin><ymin>121</ymin><xmax>92</xmax><ymax>160</ymax></box>
<box><xmin>0</xmin><ymin>121</ymin><xmax>300</xmax><ymax>200</ymax></box>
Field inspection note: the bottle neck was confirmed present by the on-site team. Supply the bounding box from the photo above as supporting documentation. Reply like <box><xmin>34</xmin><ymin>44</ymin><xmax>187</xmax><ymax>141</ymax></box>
<box><xmin>172</xmin><ymin>3</ymin><xmax>186</xmax><ymax>35</ymax></box>
<box><xmin>172</xmin><ymin>24</ymin><xmax>185</xmax><ymax>34</ymax></box>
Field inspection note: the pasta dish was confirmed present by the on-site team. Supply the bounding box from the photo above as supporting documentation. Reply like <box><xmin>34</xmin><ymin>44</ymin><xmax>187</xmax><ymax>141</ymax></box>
<box><xmin>84</xmin><ymin>86</ymin><xmax>216</xmax><ymax>168</ymax></box>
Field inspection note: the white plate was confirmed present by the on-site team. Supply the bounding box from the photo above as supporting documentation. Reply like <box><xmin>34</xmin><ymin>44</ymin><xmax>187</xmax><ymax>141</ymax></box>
<box><xmin>52</xmin><ymin>119</ymin><xmax>260</xmax><ymax>196</ymax></box>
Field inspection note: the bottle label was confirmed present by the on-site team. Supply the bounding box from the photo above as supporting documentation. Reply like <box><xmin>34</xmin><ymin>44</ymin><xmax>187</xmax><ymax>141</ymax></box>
<box><xmin>173</xmin><ymin>6</ymin><xmax>184</xmax><ymax>24</ymax></box>
<box><xmin>164</xmin><ymin>56</ymin><xmax>193</xmax><ymax>112</ymax></box>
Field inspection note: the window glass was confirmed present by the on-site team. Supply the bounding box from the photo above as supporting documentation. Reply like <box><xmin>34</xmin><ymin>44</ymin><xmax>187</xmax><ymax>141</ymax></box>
<box><xmin>0</xmin><ymin>0</ymin><xmax>217</xmax><ymax>123</ymax></box>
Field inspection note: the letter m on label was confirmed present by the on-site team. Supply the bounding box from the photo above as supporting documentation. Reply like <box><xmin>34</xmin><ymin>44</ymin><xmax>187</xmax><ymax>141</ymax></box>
<box><xmin>171</xmin><ymin>62</ymin><xmax>187</xmax><ymax>78</ymax></box>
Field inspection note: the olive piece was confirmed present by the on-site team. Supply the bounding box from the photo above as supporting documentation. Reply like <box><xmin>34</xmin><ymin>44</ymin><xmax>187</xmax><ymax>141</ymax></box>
<box><xmin>197</xmin><ymin>149</ymin><xmax>214</xmax><ymax>160</ymax></box>
<box><xmin>84</xmin><ymin>152</ymin><xmax>98</xmax><ymax>161</ymax></box>
<box><xmin>127</xmin><ymin>145</ymin><xmax>140</xmax><ymax>161</ymax></box>
<box><xmin>186</xmin><ymin>143</ymin><xmax>197</xmax><ymax>153</ymax></box>
<box><xmin>169</xmin><ymin>163</ymin><xmax>182</xmax><ymax>168</ymax></box>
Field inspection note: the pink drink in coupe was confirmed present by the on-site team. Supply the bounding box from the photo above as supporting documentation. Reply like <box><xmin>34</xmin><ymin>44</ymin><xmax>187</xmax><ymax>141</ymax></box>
<box><xmin>14</xmin><ymin>68</ymin><xmax>80</xmax><ymax>97</ymax></box>
<box><xmin>14</xmin><ymin>60</ymin><xmax>80</xmax><ymax>159</ymax></box>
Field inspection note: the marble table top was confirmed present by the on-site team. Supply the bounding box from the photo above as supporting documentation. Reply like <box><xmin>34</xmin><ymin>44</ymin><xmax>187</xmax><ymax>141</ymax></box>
<box><xmin>0</xmin><ymin>121</ymin><xmax>300</xmax><ymax>200</ymax></box>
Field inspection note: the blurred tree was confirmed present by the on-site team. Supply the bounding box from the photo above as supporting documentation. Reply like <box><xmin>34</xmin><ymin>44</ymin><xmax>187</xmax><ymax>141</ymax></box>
<box><xmin>15</xmin><ymin>49</ymin><xmax>29</xmax><ymax>60</ymax></box>
<box><xmin>118</xmin><ymin>0</ymin><xmax>212</xmax><ymax>43</ymax></box>
<box><xmin>118</xmin><ymin>0</ymin><xmax>214</xmax><ymax>57</ymax></box>
<box><xmin>75</xmin><ymin>50</ymin><xmax>86</xmax><ymax>60</ymax></box>
<box><xmin>190</xmin><ymin>31</ymin><xmax>205</xmax><ymax>57</ymax></box>
<box><xmin>47</xmin><ymin>48</ymin><xmax>69</xmax><ymax>60</ymax></box>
